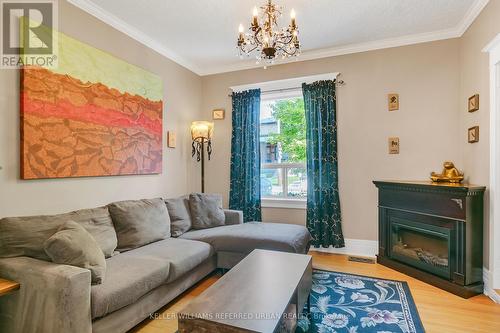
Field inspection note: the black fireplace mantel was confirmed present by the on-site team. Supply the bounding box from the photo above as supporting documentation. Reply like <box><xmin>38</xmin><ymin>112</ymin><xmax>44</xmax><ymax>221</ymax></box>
<box><xmin>373</xmin><ymin>180</ymin><xmax>486</xmax><ymax>298</ymax></box>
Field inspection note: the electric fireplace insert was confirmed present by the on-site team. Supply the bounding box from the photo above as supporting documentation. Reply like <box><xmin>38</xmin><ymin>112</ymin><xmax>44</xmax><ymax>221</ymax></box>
<box><xmin>373</xmin><ymin>181</ymin><xmax>485</xmax><ymax>298</ymax></box>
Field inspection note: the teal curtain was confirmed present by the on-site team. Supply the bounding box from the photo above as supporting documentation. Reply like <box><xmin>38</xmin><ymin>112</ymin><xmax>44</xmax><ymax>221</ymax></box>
<box><xmin>229</xmin><ymin>89</ymin><xmax>262</xmax><ymax>222</ymax></box>
<box><xmin>303</xmin><ymin>80</ymin><xmax>345</xmax><ymax>248</ymax></box>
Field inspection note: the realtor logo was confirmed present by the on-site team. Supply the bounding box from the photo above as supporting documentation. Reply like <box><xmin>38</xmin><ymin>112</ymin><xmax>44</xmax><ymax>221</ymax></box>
<box><xmin>1</xmin><ymin>0</ymin><xmax>58</xmax><ymax>69</ymax></box>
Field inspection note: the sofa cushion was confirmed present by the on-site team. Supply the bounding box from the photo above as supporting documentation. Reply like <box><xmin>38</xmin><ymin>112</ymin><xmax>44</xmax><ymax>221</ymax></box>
<box><xmin>180</xmin><ymin>222</ymin><xmax>311</xmax><ymax>254</ymax></box>
<box><xmin>189</xmin><ymin>193</ymin><xmax>225</xmax><ymax>229</ymax></box>
<box><xmin>165</xmin><ymin>196</ymin><xmax>192</xmax><ymax>237</ymax></box>
<box><xmin>90</xmin><ymin>238</ymin><xmax>213</xmax><ymax>319</ymax></box>
<box><xmin>108</xmin><ymin>198</ymin><xmax>170</xmax><ymax>252</ymax></box>
<box><xmin>44</xmin><ymin>221</ymin><xmax>106</xmax><ymax>284</ymax></box>
<box><xmin>91</xmin><ymin>246</ymin><xmax>171</xmax><ymax>319</ymax></box>
<box><xmin>142</xmin><ymin>238</ymin><xmax>213</xmax><ymax>283</ymax></box>
<box><xmin>0</xmin><ymin>207</ymin><xmax>117</xmax><ymax>260</ymax></box>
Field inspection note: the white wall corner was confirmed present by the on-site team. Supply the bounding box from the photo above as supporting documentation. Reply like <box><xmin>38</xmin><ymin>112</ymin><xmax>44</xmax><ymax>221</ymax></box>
<box><xmin>310</xmin><ymin>239</ymin><xmax>378</xmax><ymax>258</ymax></box>
<box><xmin>483</xmin><ymin>267</ymin><xmax>500</xmax><ymax>303</ymax></box>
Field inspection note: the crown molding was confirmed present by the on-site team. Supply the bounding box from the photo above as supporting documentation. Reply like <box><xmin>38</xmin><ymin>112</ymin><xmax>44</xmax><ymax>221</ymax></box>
<box><xmin>456</xmin><ymin>0</ymin><xmax>490</xmax><ymax>36</ymax></box>
<box><xmin>201</xmin><ymin>0</ymin><xmax>490</xmax><ymax>76</ymax></box>
<box><xmin>68</xmin><ymin>0</ymin><xmax>489</xmax><ymax>77</ymax></box>
<box><xmin>66</xmin><ymin>0</ymin><xmax>202</xmax><ymax>74</ymax></box>
<box><xmin>200</xmin><ymin>27</ymin><xmax>461</xmax><ymax>76</ymax></box>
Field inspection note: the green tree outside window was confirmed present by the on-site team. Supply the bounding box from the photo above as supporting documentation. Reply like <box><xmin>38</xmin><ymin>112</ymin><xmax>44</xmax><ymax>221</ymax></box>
<box><xmin>266</xmin><ymin>98</ymin><xmax>306</xmax><ymax>163</ymax></box>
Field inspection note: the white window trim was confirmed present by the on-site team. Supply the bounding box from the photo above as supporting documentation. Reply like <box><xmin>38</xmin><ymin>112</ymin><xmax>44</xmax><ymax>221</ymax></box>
<box><xmin>262</xmin><ymin>197</ymin><xmax>306</xmax><ymax>209</ymax></box>
<box><xmin>262</xmin><ymin>162</ymin><xmax>307</xmax><ymax>205</ymax></box>
<box><xmin>261</xmin><ymin>89</ymin><xmax>302</xmax><ymax>101</ymax></box>
<box><xmin>234</xmin><ymin>74</ymin><xmax>341</xmax><ymax>209</ymax></box>
<box><xmin>230</xmin><ymin>72</ymin><xmax>340</xmax><ymax>93</ymax></box>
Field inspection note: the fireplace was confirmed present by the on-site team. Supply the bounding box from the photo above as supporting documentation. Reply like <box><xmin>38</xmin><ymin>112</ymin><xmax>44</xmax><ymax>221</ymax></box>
<box><xmin>389</xmin><ymin>211</ymin><xmax>454</xmax><ymax>280</ymax></box>
<box><xmin>391</xmin><ymin>216</ymin><xmax>451</xmax><ymax>278</ymax></box>
<box><xmin>373</xmin><ymin>181</ymin><xmax>485</xmax><ymax>298</ymax></box>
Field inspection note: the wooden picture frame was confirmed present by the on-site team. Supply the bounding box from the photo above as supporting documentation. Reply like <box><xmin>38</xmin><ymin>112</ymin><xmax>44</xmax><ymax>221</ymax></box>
<box><xmin>388</xmin><ymin>137</ymin><xmax>400</xmax><ymax>154</ymax></box>
<box><xmin>212</xmin><ymin>109</ymin><xmax>225</xmax><ymax>120</ymax></box>
<box><xmin>468</xmin><ymin>126</ymin><xmax>479</xmax><ymax>143</ymax></box>
<box><xmin>468</xmin><ymin>94</ymin><xmax>479</xmax><ymax>112</ymax></box>
<box><xmin>388</xmin><ymin>94</ymin><xmax>399</xmax><ymax>111</ymax></box>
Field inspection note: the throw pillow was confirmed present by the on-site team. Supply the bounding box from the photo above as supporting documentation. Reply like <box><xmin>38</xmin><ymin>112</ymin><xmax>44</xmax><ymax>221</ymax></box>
<box><xmin>108</xmin><ymin>198</ymin><xmax>171</xmax><ymax>251</ymax></box>
<box><xmin>44</xmin><ymin>221</ymin><xmax>106</xmax><ymax>284</ymax></box>
<box><xmin>165</xmin><ymin>196</ymin><xmax>192</xmax><ymax>237</ymax></box>
<box><xmin>62</xmin><ymin>207</ymin><xmax>118</xmax><ymax>258</ymax></box>
<box><xmin>189</xmin><ymin>193</ymin><xmax>225</xmax><ymax>229</ymax></box>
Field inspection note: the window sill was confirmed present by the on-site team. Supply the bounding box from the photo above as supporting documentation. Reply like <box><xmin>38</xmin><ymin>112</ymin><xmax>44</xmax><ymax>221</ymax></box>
<box><xmin>262</xmin><ymin>198</ymin><xmax>306</xmax><ymax>209</ymax></box>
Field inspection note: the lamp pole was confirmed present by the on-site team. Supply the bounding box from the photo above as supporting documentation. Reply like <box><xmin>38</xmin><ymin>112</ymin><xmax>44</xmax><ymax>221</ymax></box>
<box><xmin>201</xmin><ymin>139</ymin><xmax>205</xmax><ymax>193</ymax></box>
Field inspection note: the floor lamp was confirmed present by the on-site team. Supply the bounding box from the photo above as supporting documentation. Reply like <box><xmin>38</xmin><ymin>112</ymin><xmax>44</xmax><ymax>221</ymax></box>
<box><xmin>191</xmin><ymin>121</ymin><xmax>214</xmax><ymax>193</ymax></box>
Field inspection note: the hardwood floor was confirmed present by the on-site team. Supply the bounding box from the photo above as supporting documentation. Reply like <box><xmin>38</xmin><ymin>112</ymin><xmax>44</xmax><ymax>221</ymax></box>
<box><xmin>130</xmin><ymin>251</ymin><xmax>500</xmax><ymax>333</ymax></box>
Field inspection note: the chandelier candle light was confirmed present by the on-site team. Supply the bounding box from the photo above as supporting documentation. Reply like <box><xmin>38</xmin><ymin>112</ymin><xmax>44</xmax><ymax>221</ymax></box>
<box><xmin>191</xmin><ymin>121</ymin><xmax>214</xmax><ymax>193</ymax></box>
<box><xmin>237</xmin><ymin>0</ymin><xmax>300</xmax><ymax>64</ymax></box>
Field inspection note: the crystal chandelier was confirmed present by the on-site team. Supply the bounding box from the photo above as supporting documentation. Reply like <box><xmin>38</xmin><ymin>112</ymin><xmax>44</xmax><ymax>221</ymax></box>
<box><xmin>237</xmin><ymin>0</ymin><xmax>300</xmax><ymax>64</ymax></box>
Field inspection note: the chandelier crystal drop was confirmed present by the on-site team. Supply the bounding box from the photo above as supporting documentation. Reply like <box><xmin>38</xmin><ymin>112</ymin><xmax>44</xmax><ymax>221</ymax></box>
<box><xmin>237</xmin><ymin>0</ymin><xmax>300</xmax><ymax>64</ymax></box>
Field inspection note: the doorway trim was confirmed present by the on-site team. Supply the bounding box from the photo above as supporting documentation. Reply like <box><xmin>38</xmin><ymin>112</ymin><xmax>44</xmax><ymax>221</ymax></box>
<box><xmin>484</xmin><ymin>33</ymin><xmax>500</xmax><ymax>301</ymax></box>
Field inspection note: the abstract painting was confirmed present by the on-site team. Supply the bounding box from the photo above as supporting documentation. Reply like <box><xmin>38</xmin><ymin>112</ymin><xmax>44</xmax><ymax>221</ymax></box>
<box><xmin>20</xmin><ymin>28</ymin><xmax>163</xmax><ymax>179</ymax></box>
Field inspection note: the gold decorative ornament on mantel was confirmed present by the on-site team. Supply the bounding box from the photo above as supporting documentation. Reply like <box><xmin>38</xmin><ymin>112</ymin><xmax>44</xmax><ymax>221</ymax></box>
<box><xmin>430</xmin><ymin>161</ymin><xmax>464</xmax><ymax>183</ymax></box>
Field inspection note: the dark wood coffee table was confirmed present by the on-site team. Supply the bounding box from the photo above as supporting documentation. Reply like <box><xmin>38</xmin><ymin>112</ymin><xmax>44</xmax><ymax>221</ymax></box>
<box><xmin>178</xmin><ymin>249</ymin><xmax>312</xmax><ymax>333</ymax></box>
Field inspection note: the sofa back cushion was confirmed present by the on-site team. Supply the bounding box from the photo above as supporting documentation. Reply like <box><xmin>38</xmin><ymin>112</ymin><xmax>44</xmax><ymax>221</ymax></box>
<box><xmin>0</xmin><ymin>207</ymin><xmax>117</xmax><ymax>260</ymax></box>
<box><xmin>165</xmin><ymin>196</ymin><xmax>192</xmax><ymax>237</ymax></box>
<box><xmin>108</xmin><ymin>198</ymin><xmax>170</xmax><ymax>251</ymax></box>
<box><xmin>64</xmin><ymin>207</ymin><xmax>118</xmax><ymax>258</ymax></box>
<box><xmin>44</xmin><ymin>221</ymin><xmax>106</xmax><ymax>284</ymax></box>
<box><xmin>189</xmin><ymin>193</ymin><xmax>225</xmax><ymax>229</ymax></box>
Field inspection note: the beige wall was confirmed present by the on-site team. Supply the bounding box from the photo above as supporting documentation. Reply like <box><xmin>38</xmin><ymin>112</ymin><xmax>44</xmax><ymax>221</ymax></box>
<box><xmin>0</xmin><ymin>1</ymin><xmax>203</xmax><ymax>217</ymax></box>
<box><xmin>202</xmin><ymin>39</ymin><xmax>462</xmax><ymax>241</ymax></box>
<box><xmin>1</xmin><ymin>0</ymin><xmax>496</xmax><ymax>251</ymax></box>
<box><xmin>263</xmin><ymin>208</ymin><xmax>306</xmax><ymax>226</ymax></box>
<box><xmin>459</xmin><ymin>0</ymin><xmax>500</xmax><ymax>268</ymax></box>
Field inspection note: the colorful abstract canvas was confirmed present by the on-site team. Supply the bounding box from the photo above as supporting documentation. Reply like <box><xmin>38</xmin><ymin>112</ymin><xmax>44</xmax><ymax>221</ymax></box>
<box><xmin>20</xmin><ymin>29</ymin><xmax>163</xmax><ymax>179</ymax></box>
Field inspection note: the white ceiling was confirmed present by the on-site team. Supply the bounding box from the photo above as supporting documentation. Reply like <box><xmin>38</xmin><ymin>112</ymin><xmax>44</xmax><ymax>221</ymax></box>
<box><xmin>68</xmin><ymin>0</ymin><xmax>489</xmax><ymax>76</ymax></box>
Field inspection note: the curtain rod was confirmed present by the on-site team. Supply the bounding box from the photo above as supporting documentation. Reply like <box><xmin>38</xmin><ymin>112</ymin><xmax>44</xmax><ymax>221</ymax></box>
<box><xmin>228</xmin><ymin>79</ymin><xmax>345</xmax><ymax>97</ymax></box>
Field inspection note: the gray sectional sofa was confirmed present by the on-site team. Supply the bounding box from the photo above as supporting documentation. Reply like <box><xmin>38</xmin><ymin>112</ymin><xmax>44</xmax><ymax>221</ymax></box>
<box><xmin>0</xmin><ymin>194</ymin><xmax>311</xmax><ymax>333</ymax></box>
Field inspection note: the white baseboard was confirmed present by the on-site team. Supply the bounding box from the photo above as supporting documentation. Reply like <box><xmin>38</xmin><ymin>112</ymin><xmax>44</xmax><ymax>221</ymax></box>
<box><xmin>310</xmin><ymin>238</ymin><xmax>378</xmax><ymax>258</ymax></box>
<box><xmin>483</xmin><ymin>267</ymin><xmax>500</xmax><ymax>303</ymax></box>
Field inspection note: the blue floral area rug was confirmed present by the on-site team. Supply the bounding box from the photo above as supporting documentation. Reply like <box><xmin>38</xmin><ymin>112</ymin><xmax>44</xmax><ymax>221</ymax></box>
<box><xmin>296</xmin><ymin>270</ymin><xmax>425</xmax><ymax>333</ymax></box>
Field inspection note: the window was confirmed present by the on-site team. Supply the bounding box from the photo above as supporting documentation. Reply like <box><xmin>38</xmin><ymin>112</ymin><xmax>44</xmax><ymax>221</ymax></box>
<box><xmin>231</xmin><ymin>73</ymin><xmax>338</xmax><ymax>208</ymax></box>
<box><xmin>260</xmin><ymin>92</ymin><xmax>307</xmax><ymax>205</ymax></box>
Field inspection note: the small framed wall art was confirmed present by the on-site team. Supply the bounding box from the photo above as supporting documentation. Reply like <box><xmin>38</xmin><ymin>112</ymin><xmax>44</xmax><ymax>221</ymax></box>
<box><xmin>167</xmin><ymin>131</ymin><xmax>177</xmax><ymax>148</ymax></box>
<box><xmin>388</xmin><ymin>94</ymin><xmax>399</xmax><ymax>111</ymax></box>
<box><xmin>212</xmin><ymin>109</ymin><xmax>225</xmax><ymax>120</ymax></box>
<box><xmin>468</xmin><ymin>126</ymin><xmax>479</xmax><ymax>143</ymax></box>
<box><xmin>388</xmin><ymin>137</ymin><xmax>400</xmax><ymax>154</ymax></box>
<box><xmin>468</xmin><ymin>94</ymin><xmax>479</xmax><ymax>112</ymax></box>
